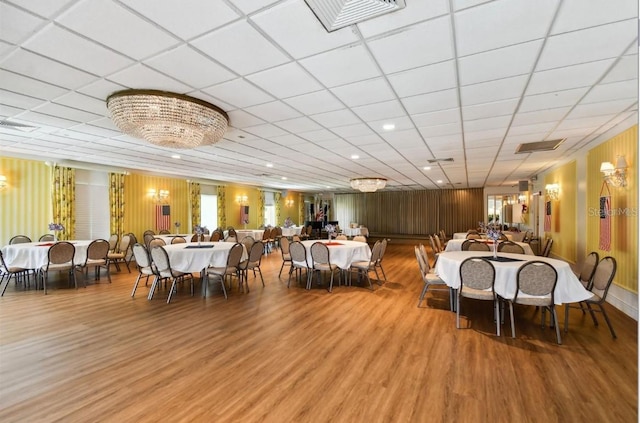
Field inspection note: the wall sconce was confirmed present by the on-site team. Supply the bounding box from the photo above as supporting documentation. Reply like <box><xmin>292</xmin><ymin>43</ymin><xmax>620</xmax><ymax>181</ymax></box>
<box><xmin>285</xmin><ymin>198</ymin><xmax>294</xmax><ymax>208</ymax></box>
<box><xmin>0</xmin><ymin>175</ymin><xmax>7</xmax><ymax>190</ymax></box>
<box><xmin>236</xmin><ymin>194</ymin><xmax>248</xmax><ymax>205</ymax></box>
<box><xmin>149</xmin><ymin>189</ymin><xmax>170</xmax><ymax>202</ymax></box>
<box><xmin>600</xmin><ymin>156</ymin><xmax>628</xmax><ymax>187</ymax></box>
<box><xmin>545</xmin><ymin>183</ymin><xmax>560</xmax><ymax>201</ymax></box>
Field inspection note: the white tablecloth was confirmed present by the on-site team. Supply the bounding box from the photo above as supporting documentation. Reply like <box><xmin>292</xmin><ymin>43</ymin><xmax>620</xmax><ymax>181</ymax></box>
<box><xmin>161</xmin><ymin>242</ymin><xmax>247</xmax><ymax>273</ymax></box>
<box><xmin>444</xmin><ymin>239</ymin><xmax>534</xmax><ymax>255</ymax></box>
<box><xmin>225</xmin><ymin>229</ymin><xmax>264</xmax><ymax>241</ymax></box>
<box><xmin>281</xmin><ymin>227</ymin><xmax>302</xmax><ymax>237</ymax></box>
<box><xmin>154</xmin><ymin>234</ymin><xmax>211</xmax><ymax>244</ymax></box>
<box><xmin>1</xmin><ymin>240</ymin><xmax>92</xmax><ymax>269</ymax></box>
<box><xmin>452</xmin><ymin>232</ymin><xmax>513</xmax><ymax>241</ymax></box>
<box><xmin>342</xmin><ymin>228</ymin><xmax>361</xmax><ymax>237</ymax></box>
<box><xmin>297</xmin><ymin>240</ymin><xmax>371</xmax><ymax>270</ymax></box>
<box><xmin>434</xmin><ymin>251</ymin><xmax>591</xmax><ymax>305</ymax></box>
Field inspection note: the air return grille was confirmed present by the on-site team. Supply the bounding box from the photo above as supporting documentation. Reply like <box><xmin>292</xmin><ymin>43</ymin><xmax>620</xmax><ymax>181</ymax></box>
<box><xmin>515</xmin><ymin>139</ymin><xmax>565</xmax><ymax>154</ymax></box>
<box><xmin>305</xmin><ymin>0</ymin><xmax>406</xmax><ymax>32</ymax></box>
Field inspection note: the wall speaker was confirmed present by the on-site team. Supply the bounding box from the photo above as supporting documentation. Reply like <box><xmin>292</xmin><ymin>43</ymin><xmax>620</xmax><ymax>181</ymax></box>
<box><xmin>518</xmin><ymin>180</ymin><xmax>529</xmax><ymax>192</ymax></box>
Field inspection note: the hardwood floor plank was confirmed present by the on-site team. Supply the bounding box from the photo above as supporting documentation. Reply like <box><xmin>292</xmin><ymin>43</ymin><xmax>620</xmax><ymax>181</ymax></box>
<box><xmin>0</xmin><ymin>243</ymin><xmax>636</xmax><ymax>422</ymax></box>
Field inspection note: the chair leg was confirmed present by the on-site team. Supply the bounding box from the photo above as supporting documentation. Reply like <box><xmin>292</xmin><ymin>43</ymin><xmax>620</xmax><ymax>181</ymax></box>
<box><xmin>131</xmin><ymin>273</ymin><xmax>143</xmax><ymax>297</ymax></box>
<box><xmin>494</xmin><ymin>300</ymin><xmax>501</xmax><ymax>336</ymax></box>
<box><xmin>509</xmin><ymin>302</ymin><xmax>516</xmax><ymax>338</ymax></box>
<box><xmin>586</xmin><ymin>303</ymin><xmax>599</xmax><ymax>326</ymax></box>
<box><xmin>167</xmin><ymin>278</ymin><xmax>178</xmax><ymax>304</ymax></box>
<box><xmin>418</xmin><ymin>283</ymin><xmax>429</xmax><ymax>307</ymax></box>
<box><xmin>456</xmin><ymin>295</ymin><xmax>461</xmax><ymax>329</ymax></box>
<box><xmin>598</xmin><ymin>303</ymin><xmax>617</xmax><ymax>338</ymax></box>
<box><xmin>564</xmin><ymin>303</ymin><xmax>570</xmax><ymax>333</ymax></box>
<box><xmin>551</xmin><ymin>306</ymin><xmax>562</xmax><ymax>344</ymax></box>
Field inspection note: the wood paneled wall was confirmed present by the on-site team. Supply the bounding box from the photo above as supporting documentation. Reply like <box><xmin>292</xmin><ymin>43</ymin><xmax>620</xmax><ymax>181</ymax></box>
<box><xmin>334</xmin><ymin>188</ymin><xmax>484</xmax><ymax>235</ymax></box>
<box><xmin>0</xmin><ymin>157</ymin><xmax>52</xmax><ymax>243</ymax></box>
<box><xmin>586</xmin><ymin>125</ymin><xmax>637</xmax><ymax>293</ymax></box>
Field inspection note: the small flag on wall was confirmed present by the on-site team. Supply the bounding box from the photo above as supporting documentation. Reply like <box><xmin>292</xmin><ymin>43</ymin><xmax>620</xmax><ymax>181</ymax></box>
<box><xmin>599</xmin><ymin>182</ymin><xmax>611</xmax><ymax>251</ymax></box>
<box><xmin>240</xmin><ymin>205</ymin><xmax>249</xmax><ymax>224</ymax></box>
<box><xmin>156</xmin><ymin>204</ymin><xmax>170</xmax><ymax>231</ymax></box>
<box><xmin>544</xmin><ymin>200</ymin><xmax>551</xmax><ymax>232</ymax></box>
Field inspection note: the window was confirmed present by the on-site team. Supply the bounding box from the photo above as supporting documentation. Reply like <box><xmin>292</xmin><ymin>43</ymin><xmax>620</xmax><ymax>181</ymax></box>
<box><xmin>75</xmin><ymin>170</ymin><xmax>110</xmax><ymax>240</ymax></box>
<box><xmin>201</xmin><ymin>194</ymin><xmax>217</xmax><ymax>230</ymax></box>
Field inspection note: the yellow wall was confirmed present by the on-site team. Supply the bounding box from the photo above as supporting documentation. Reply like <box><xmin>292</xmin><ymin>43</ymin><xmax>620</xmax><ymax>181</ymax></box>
<box><xmin>0</xmin><ymin>157</ymin><xmax>52</xmax><ymax>243</ymax></box>
<box><xmin>544</xmin><ymin>160</ymin><xmax>577</xmax><ymax>263</ymax></box>
<box><xmin>586</xmin><ymin>125</ymin><xmax>638</xmax><ymax>293</ymax></box>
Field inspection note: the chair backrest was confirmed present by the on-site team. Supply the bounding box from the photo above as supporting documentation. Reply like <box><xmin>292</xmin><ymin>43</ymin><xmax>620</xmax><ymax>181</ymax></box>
<box><xmin>9</xmin><ymin>235</ymin><xmax>31</xmax><ymax>244</ymax></box>
<box><xmin>498</xmin><ymin>241</ymin><xmax>525</xmax><ymax>254</ymax></box>
<box><xmin>579</xmin><ymin>252</ymin><xmax>600</xmax><ymax>287</ymax></box>
<box><xmin>86</xmin><ymin>239</ymin><xmax>109</xmax><ymax>262</ymax></box>
<box><xmin>143</xmin><ymin>230</ymin><xmax>155</xmax><ymax>237</ymax></box>
<box><xmin>292</xmin><ymin>234</ymin><xmax>302</xmax><ymax>242</ymax></box>
<box><xmin>191</xmin><ymin>234</ymin><xmax>201</xmax><ymax>243</ymax></box>
<box><xmin>415</xmin><ymin>245</ymin><xmax>429</xmax><ymax>276</ymax></box>
<box><xmin>210</xmin><ymin>231</ymin><xmax>222</xmax><ymax>242</ymax></box>
<box><xmin>353</xmin><ymin>235</ymin><xmax>367</xmax><ymax>243</ymax></box>
<box><xmin>242</xmin><ymin>236</ymin><xmax>255</xmax><ymax>252</ymax></box>
<box><xmin>462</xmin><ymin>240</ymin><xmax>490</xmax><ymax>251</ymax></box>
<box><xmin>428</xmin><ymin>235</ymin><xmax>440</xmax><ymax>254</ymax></box>
<box><xmin>127</xmin><ymin>233</ymin><xmax>138</xmax><ymax>246</ymax></box>
<box><xmin>262</xmin><ymin>228</ymin><xmax>272</xmax><ymax>240</ymax></box>
<box><xmin>171</xmin><ymin>236</ymin><xmax>186</xmax><ymax>244</ymax></box>
<box><xmin>370</xmin><ymin>240</ymin><xmax>383</xmax><ymax>265</ymax></box>
<box><xmin>380</xmin><ymin>238</ymin><xmax>388</xmax><ymax>259</ymax></box>
<box><xmin>306</xmin><ymin>225</ymin><xmax>313</xmax><ymax>236</ymax></box>
<box><xmin>439</xmin><ymin>229</ymin><xmax>447</xmax><ymax>243</ymax></box>
<box><xmin>417</xmin><ymin>244</ymin><xmax>430</xmax><ymax>269</ymax></box>
<box><xmin>591</xmin><ymin>256</ymin><xmax>617</xmax><ymax>296</ymax></box>
<box><xmin>39</xmin><ymin>234</ymin><xmax>55</xmax><ymax>241</ymax></box>
<box><xmin>228</xmin><ymin>228</ymin><xmax>237</xmax><ymax>237</ymax></box>
<box><xmin>310</xmin><ymin>242</ymin><xmax>330</xmax><ymax>266</ymax></box>
<box><xmin>274</xmin><ymin>226</ymin><xmax>282</xmax><ymax>237</ymax></box>
<box><xmin>280</xmin><ymin>236</ymin><xmax>290</xmax><ymax>254</ymax></box>
<box><xmin>148</xmin><ymin>238</ymin><xmax>166</xmax><ymax>249</ymax></box>
<box><xmin>522</xmin><ymin>230</ymin><xmax>532</xmax><ymax>243</ymax></box>
<box><xmin>335</xmin><ymin>234</ymin><xmax>348</xmax><ymax>240</ymax></box>
<box><xmin>108</xmin><ymin>234</ymin><xmax>118</xmax><ymax>250</ymax></box>
<box><xmin>159</xmin><ymin>229</ymin><xmax>171</xmax><ymax>234</ymax></box>
<box><xmin>434</xmin><ymin>234</ymin><xmax>444</xmax><ymax>251</ymax></box>
<box><xmin>226</xmin><ymin>243</ymin><xmax>244</xmax><ymax>268</ymax></box>
<box><xmin>466</xmin><ymin>233</ymin><xmax>481</xmax><ymax>240</ymax></box>
<box><xmin>132</xmin><ymin>243</ymin><xmax>151</xmax><ymax>268</ymax></box>
<box><xmin>48</xmin><ymin>241</ymin><xmax>75</xmax><ymax>265</ymax></box>
<box><xmin>150</xmin><ymin>246</ymin><xmax>170</xmax><ymax>274</ymax></box>
<box><xmin>459</xmin><ymin>257</ymin><xmax>495</xmax><ymax>291</ymax></box>
<box><xmin>289</xmin><ymin>241</ymin><xmax>307</xmax><ymax>265</ymax></box>
<box><xmin>359</xmin><ymin>227</ymin><xmax>369</xmax><ymax>237</ymax></box>
<box><xmin>542</xmin><ymin>238</ymin><xmax>553</xmax><ymax>257</ymax></box>
<box><xmin>248</xmin><ymin>241</ymin><xmax>263</xmax><ymax>264</ymax></box>
<box><xmin>143</xmin><ymin>233</ymin><xmax>155</xmax><ymax>249</ymax></box>
<box><xmin>515</xmin><ymin>261</ymin><xmax>557</xmax><ymax>301</ymax></box>
<box><xmin>498</xmin><ymin>233</ymin><xmax>509</xmax><ymax>241</ymax></box>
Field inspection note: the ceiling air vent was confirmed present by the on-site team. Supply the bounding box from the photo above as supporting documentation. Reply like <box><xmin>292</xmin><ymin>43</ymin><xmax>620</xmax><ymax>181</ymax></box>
<box><xmin>515</xmin><ymin>139</ymin><xmax>565</xmax><ymax>154</ymax></box>
<box><xmin>0</xmin><ymin>120</ymin><xmax>38</xmax><ymax>132</ymax></box>
<box><xmin>305</xmin><ymin>0</ymin><xmax>406</xmax><ymax>32</ymax></box>
<box><xmin>427</xmin><ymin>158</ymin><xmax>454</xmax><ymax>163</ymax></box>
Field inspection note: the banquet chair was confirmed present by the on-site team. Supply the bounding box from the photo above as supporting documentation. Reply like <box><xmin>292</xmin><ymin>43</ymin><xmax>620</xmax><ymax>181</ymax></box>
<box><xmin>171</xmin><ymin>236</ymin><xmax>186</xmax><ymax>244</ymax></box>
<box><xmin>278</xmin><ymin>236</ymin><xmax>292</xmax><ymax>277</ymax></box>
<box><xmin>273</xmin><ymin>226</ymin><xmax>283</xmax><ymax>250</ymax></box>
<box><xmin>498</xmin><ymin>233</ymin><xmax>509</xmax><ymax>241</ymax></box>
<box><xmin>415</xmin><ymin>245</ymin><xmax>451</xmax><ymax>309</ymax></box>
<box><xmin>190</xmin><ymin>233</ymin><xmax>202</xmax><ymax>243</ymax></box>
<box><xmin>149</xmin><ymin>246</ymin><xmax>194</xmax><ymax>304</ymax></box>
<box><xmin>541</xmin><ymin>238</ymin><xmax>553</xmax><ymax>257</ymax></box>
<box><xmin>428</xmin><ymin>235</ymin><xmax>441</xmax><ymax>266</ymax></box>
<box><xmin>498</xmin><ymin>241</ymin><xmax>525</xmax><ymax>254</ymax></box>
<box><xmin>434</xmin><ymin>235</ymin><xmax>445</xmax><ymax>253</ymax></box>
<box><xmin>353</xmin><ymin>235</ymin><xmax>367</xmax><ymax>243</ymax></box>
<box><xmin>522</xmin><ymin>231</ymin><xmax>532</xmax><ymax>243</ymax></box>
<box><xmin>288</xmin><ymin>241</ymin><xmax>311</xmax><ymax>289</ymax></box>
<box><xmin>143</xmin><ymin>229</ymin><xmax>155</xmax><ymax>237</ymax></box>
<box><xmin>9</xmin><ymin>235</ymin><xmax>31</xmax><ymax>244</ymax></box>
<box><xmin>107</xmin><ymin>234</ymin><xmax>132</xmax><ymax>273</ymax></box>
<box><xmin>225</xmin><ymin>236</ymin><xmax>238</xmax><ymax>243</ymax></box>
<box><xmin>148</xmin><ymin>238</ymin><xmax>166</xmax><ymax>249</ymax></box>
<box><xmin>75</xmin><ymin>239</ymin><xmax>111</xmax><ymax>286</ymax></box>
<box><xmin>507</xmin><ymin>261</ymin><xmax>561</xmax><ymax>344</ymax></box>
<box><xmin>261</xmin><ymin>228</ymin><xmax>273</xmax><ymax>253</ymax></box>
<box><xmin>310</xmin><ymin>242</ymin><xmax>342</xmax><ymax>292</ymax></box>
<box><xmin>227</xmin><ymin>228</ymin><xmax>237</xmax><ymax>239</ymax></box>
<box><xmin>348</xmin><ymin>240</ymin><xmax>382</xmax><ymax>291</ymax></box>
<box><xmin>130</xmin><ymin>243</ymin><xmax>154</xmax><ymax>297</ymax></box>
<box><xmin>457</xmin><ymin>257</ymin><xmax>500</xmax><ymax>335</ymax></box>
<box><xmin>159</xmin><ymin>229</ymin><xmax>171</xmax><ymax>234</ymax></box>
<box><xmin>39</xmin><ymin>234</ymin><xmax>55</xmax><ymax>242</ymax></box>
<box><xmin>462</xmin><ymin>240</ymin><xmax>490</xmax><ymax>251</ymax></box>
<box><xmin>40</xmin><ymin>241</ymin><xmax>76</xmax><ymax>294</ymax></box>
<box><xmin>374</xmin><ymin>238</ymin><xmax>388</xmax><ymax>282</ymax></box>
<box><xmin>575</xmin><ymin>251</ymin><xmax>600</xmax><ymax>290</ymax></box>
<box><xmin>239</xmin><ymin>241</ymin><xmax>265</xmax><ymax>293</ymax></box>
<box><xmin>335</xmin><ymin>234</ymin><xmax>348</xmax><ymax>240</ymax></box>
<box><xmin>0</xmin><ymin>250</ymin><xmax>30</xmax><ymax>296</ymax></box>
<box><xmin>107</xmin><ymin>234</ymin><xmax>119</xmax><ymax>253</ymax></box>
<box><xmin>359</xmin><ymin>227</ymin><xmax>369</xmax><ymax>238</ymax></box>
<box><xmin>241</xmin><ymin>236</ymin><xmax>255</xmax><ymax>253</ymax></box>
<box><xmin>143</xmin><ymin>233</ymin><xmax>155</xmax><ymax>249</ymax></box>
<box><xmin>292</xmin><ymin>234</ymin><xmax>302</xmax><ymax>242</ymax></box>
<box><xmin>564</xmin><ymin>256</ymin><xmax>617</xmax><ymax>338</ymax></box>
<box><xmin>210</xmin><ymin>231</ymin><xmax>222</xmax><ymax>242</ymax></box>
<box><xmin>205</xmin><ymin>243</ymin><xmax>244</xmax><ymax>299</ymax></box>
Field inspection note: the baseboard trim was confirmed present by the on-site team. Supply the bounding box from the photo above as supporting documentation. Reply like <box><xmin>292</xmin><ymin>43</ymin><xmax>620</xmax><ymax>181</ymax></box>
<box><xmin>606</xmin><ymin>284</ymin><xmax>638</xmax><ymax>321</ymax></box>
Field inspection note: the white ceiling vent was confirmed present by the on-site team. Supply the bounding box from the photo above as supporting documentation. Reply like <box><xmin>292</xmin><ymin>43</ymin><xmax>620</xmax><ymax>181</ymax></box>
<box><xmin>515</xmin><ymin>139</ymin><xmax>565</xmax><ymax>154</ymax></box>
<box><xmin>0</xmin><ymin>120</ymin><xmax>38</xmax><ymax>132</ymax></box>
<box><xmin>305</xmin><ymin>0</ymin><xmax>406</xmax><ymax>32</ymax></box>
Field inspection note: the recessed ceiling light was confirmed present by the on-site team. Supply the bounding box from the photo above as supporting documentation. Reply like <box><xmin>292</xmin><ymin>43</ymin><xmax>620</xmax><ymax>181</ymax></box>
<box><xmin>171</xmin><ymin>154</ymin><xmax>181</xmax><ymax>159</ymax></box>
<box><xmin>266</xmin><ymin>163</ymin><xmax>273</xmax><ymax>168</ymax></box>
<box><xmin>423</xmin><ymin>166</ymin><xmax>431</xmax><ymax>170</ymax></box>
<box><xmin>326</xmin><ymin>186</ymin><xmax>331</xmax><ymax>189</ymax></box>
<box><xmin>382</xmin><ymin>123</ymin><xmax>395</xmax><ymax>131</ymax></box>
<box><xmin>281</xmin><ymin>176</ymin><xmax>287</xmax><ymax>180</ymax></box>
<box><xmin>436</xmin><ymin>179</ymin><xmax>443</xmax><ymax>184</ymax></box>
<box><xmin>351</xmin><ymin>154</ymin><xmax>359</xmax><ymax>159</ymax></box>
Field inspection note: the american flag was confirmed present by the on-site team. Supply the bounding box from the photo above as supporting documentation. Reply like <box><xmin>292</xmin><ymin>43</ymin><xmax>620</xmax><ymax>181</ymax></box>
<box><xmin>240</xmin><ymin>205</ymin><xmax>249</xmax><ymax>224</ymax></box>
<box><xmin>316</xmin><ymin>203</ymin><xmax>324</xmax><ymax>222</ymax></box>
<box><xmin>156</xmin><ymin>204</ymin><xmax>170</xmax><ymax>231</ymax></box>
<box><xmin>599</xmin><ymin>195</ymin><xmax>611</xmax><ymax>251</ymax></box>
<box><xmin>544</xmin><ymin>201</ymin><xmax>551</xmax><ymax>232</ymax></box>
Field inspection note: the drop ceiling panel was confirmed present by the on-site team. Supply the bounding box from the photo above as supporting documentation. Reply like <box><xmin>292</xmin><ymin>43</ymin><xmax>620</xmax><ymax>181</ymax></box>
<box><xmin>0</xmin><ymin>2</ymin><xmax>46</xmax><ymax>44</ymax></box>
<box><xmin>551</xmin><ymin>0</ymin><xmax>638</xmax><ymax>34</ymax></box>
<box><xmin>526</xmin><ymin>59</ymin><xmax>614</xmax><ymax>95</ymax></box>
<box><xmin>331</xmin><ymin>78</ymin><xmax>395</xmax><ymax>108</ymax></box>
<box><xmin>283</xmin><ymin>90</ymin><xmax>343</xmax><ymax>115</ymax></box>
<box><xmin>388</xmin><ymin>60</ymin><xmax>457</xmax><ymax>98</ymax></box>
<box><xmin>108</xmin><ymin>64</ymin><xmax>192</xmax><ymax>93</ymax></box>
<box><xmin>202</xmin><ymin>78</ymin><xmax>274</xmax><ymax>109</ymax></box>
<box><xmin>402</xmin><ymin>89</ymin><xmax>459</xmax><ymax>115</ymax></box>
<box><xmin>310</xmin><ymin>109</ymin><xmax>361</xmax><ymax>128</ymax></box>
<box><xmin>519</xmin><ymin>87</ymin><xmax>589</xmax><ymax>112</ymax></box>
<box><xmin>602</xmin><ymin>55</ymin><xmax>638</xmax><ymax>84</ymax></box>
<box><xmin>581</xmin><ymin>80</ymin><xmax>638</xmax><ymax>104</ymax></box>
<box><xmin>461</xmin><ymin>99</ymin><xmax>519</xmax><ymax>121</ymax></box>
<box><xmin>460</xmin><ymin>75</ymin><xmax>528</xmax><ymax>106</ymax></box>
<box><xmin>299</xmin><ymin>45</ymin><xmax>381</xmax><ymax>88</ymax></box>
<box><xmin>412</xmin><ymin>109</ymin><xmax>460</xmax><ymax>127</ymax></box>
<box><xmin>246</xmin><ymin>62</ymin><xmax>323</xmax><ymax>99</ymax></box>
<box><xmin>225</xmin><ymin>110</ymin><xmax>266</xmax><ymax>128</ymax></box>
<box><xmin>358</xmin><ymin>0</ymin><xmax>449</xmax><ymax>38</ymax></box>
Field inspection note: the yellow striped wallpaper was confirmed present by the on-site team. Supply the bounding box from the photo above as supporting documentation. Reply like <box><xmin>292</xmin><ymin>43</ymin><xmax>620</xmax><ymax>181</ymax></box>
<box><xmin>0</xmin><ymin>157</ymin><xmax>52</xmax><ymax>243</ymax></box>
<box><xmin>586</xmin><ymin>125</ymin><xmax>637</xmax><ymax>293</ymax></box>
<box><xmin>544</xmin><ymin>160</ymin><xmax>577</xmax><ymax>263</ymax></box>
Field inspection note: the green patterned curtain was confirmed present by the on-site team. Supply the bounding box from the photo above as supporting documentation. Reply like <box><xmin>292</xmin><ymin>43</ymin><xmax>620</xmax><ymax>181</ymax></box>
<box><xmin>298</xmin><ymin>193</ymin><xmax>305</xmax><ymax>226</ymax></box>
<box><xmin>258</xmin><ymin>189</ymin><xmax>266</xmax><ymax>227</ymax></box>
<box><xmin>189</xmin><ymin>181</ymin><xmax>201</xmax><ymax>230</ymax></box>
<box><xmin>217</xmin><ymin>186</ymin><xmax>226</xmax><ymax>229</ymax></box>
<box><xmin>109</xmin><ymin>173</ymin><xmax>126</xmax><ymax>238</ymax></box>
<box><xmin>51</xmin><ymin>165</ymin><xmax>75</xmax><ymax>240</ymax></box>
<box><xmin>274</xmin><ymin>191</ymin><xmax>282</xmax><ymax>225</ymax></box>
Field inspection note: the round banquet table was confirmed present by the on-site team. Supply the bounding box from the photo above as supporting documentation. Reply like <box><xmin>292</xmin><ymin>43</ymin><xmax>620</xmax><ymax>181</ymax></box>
<box><xmin>298</xmin><ymin>240</ymin><xmax>371</xmax><ymax>270</ymax></box>
<box><xmin>434</xmin><ymin>251</ymin><xmax>591</xmax><ymax>305</ymax></box>
<box><xmin>444</xmin><ymin>239</ymin><xmax>534</xmax><ymax>255</ymax></box>
<box><xmin>160</xmin><ymin>242</ymin><xmax>248</xmax><ymax>274</ymax></box>
<box><xmin>154</xmin><ymin>234</ymin><xmax>211</xmax><ymax>244</ymax></box>
<box><xmin>281</xmin><ymin>227</ymin><xmax>302</xmax><ymax>237</ymax></box>
<box><xmin>453</xmin><ymin>232</ymin><xmax>513</xmax><ymax>241</ymax></box>
<box><xmin>1</xmin><ymin>240</ymin><xmax>92</xmax><ymax>269</ymax></box>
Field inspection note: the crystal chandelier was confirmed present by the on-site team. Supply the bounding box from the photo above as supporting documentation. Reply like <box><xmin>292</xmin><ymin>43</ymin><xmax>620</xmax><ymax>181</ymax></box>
<box><xmin>350</xmin><ymin>177</ymin><xmax>387</xmax><ymax>192</ymax></box>
<box><xmin>106</xmin><ymin>90</ymin><xmax>228</xmax><ymax>149</ymax></box>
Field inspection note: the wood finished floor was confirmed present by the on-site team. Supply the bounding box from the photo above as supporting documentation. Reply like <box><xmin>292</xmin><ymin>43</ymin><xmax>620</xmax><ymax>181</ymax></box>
<box><xmin>0</xmin><ymin>243</ymin><xmax>637</xmax><ymax>423</ymax></box>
